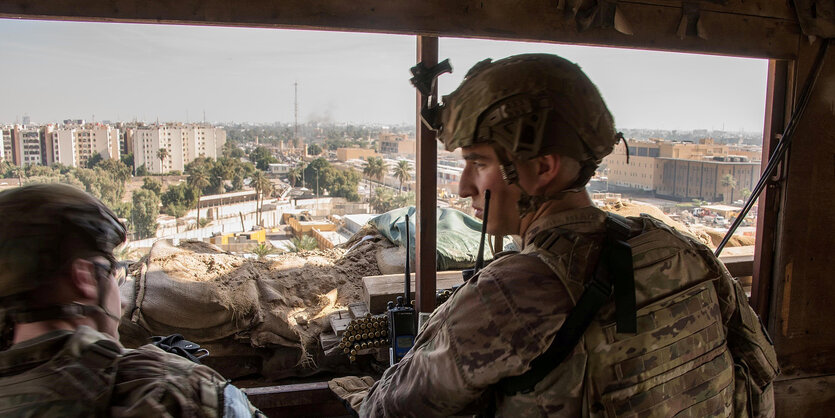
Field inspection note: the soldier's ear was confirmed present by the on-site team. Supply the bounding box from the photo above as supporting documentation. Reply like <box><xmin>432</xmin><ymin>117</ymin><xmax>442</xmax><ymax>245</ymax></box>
<box><xmin>67</xmin><ymin>259</ymin><xmax>99</xmax><ymax>300</ymax></box>
<box><xmin>530</xmin><ymin>154</ymin><xmax>562</xmax><ymax>193</ymax></box>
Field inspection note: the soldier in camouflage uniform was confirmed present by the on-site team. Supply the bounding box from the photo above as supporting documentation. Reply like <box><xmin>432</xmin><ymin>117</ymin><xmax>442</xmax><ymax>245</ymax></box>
<box><xmin>330</xmin><ymin>54</ymin><xmax>779</xmax><ymax>417</ymax></box>
<box><xmin>0</xmin><ymin>184</ymin><xmax>263</xmax><ymax>417</ymax></box>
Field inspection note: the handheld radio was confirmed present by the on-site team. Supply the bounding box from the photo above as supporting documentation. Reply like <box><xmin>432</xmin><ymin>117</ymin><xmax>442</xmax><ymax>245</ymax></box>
<box><xmin>388</xmin><ymin>214</ymin><xmax>417</xmax><ymax>365</ymax></box>
<box><xmin>462</xmin><ymin>189</ymin><xmax>491</xmax><ymax>282</ymax></box>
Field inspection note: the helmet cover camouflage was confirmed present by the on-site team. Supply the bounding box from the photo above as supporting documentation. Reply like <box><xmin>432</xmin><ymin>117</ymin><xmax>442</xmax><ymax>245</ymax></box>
<box><xmin>0</xmin><ymin>183</ymin><xmax>126</xmax><ymax>299</ymax></box>
<box><xmin>438</xmin><ymin>54</ymin><xmax>618</xmax><ymax>166</ymax></box>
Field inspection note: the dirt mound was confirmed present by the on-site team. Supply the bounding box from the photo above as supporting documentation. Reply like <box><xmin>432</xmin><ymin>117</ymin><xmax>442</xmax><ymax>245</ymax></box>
<box><xmin>600</xmin><ymin>201</ymin><xmax>713</xmax><ymax>247</ymax></box>
<box><xmin>699</xmin><ymin>228</ymin><xmax>757</xmax><ymax>248</ymax></box>
<box><xmin>121</xmin><ymin>234</ymin><xmax>387</xmax><ymax>348</ymax></box>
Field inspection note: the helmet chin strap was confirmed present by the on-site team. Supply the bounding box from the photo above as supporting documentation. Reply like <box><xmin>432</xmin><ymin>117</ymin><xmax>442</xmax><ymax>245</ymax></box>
<box><xmin>499</xmin><ymin>159</ymin><xmax>588</xmax><ymax>218</ymax></box>
<box><xmin>9</xmin><ymin>302</ymin><xmax>120</xmax><ymax>324</ymax></box>
<box><xmin>9</xmin><ymin>264</ymin><xmax>120</xmax><ymax>326</ymax></box>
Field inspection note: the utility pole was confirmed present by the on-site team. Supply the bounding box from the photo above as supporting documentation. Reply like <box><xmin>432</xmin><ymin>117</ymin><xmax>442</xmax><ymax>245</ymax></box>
<box><xmin>294</xmin><ymin>81</ymin><xmax>299</xmax><ymax>149</ymax></box>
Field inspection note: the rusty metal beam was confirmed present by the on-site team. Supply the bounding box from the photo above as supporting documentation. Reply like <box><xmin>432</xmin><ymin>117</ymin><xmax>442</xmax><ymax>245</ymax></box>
<box><xmin>0</xmin><ymin>0</ymin><xmax>800</xmax><ymax>59</ymax></box>
<box><xmin>752</xmin><ymin>59</ymin><xmax>790</xmax><ymax>322</ymax></box>
<box><xmin>415</xmin><ymin>36</ymin><xmax>438</xmax><ymax>314</ymax></box>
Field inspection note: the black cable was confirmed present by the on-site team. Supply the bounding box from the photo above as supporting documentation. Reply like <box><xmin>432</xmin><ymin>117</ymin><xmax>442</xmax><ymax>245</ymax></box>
<box><xmin>715</xmin><ymin>38</ymin><xmax>830</xmax><ymax>256</ymax></box>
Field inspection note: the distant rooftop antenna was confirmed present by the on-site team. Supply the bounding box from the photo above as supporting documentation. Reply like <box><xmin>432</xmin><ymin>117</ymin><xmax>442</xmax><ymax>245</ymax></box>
<box><xmin>294</xmin><ymin>81</ymin><xmax>299</xmax><ymax>148</ymax></box>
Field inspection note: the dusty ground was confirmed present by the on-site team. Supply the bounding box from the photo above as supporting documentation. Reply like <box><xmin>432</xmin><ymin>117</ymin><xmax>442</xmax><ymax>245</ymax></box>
<box><xmin>600</xmin><ymin>200</ymin><xmax>751</xmax><ymax>249</ymax></box>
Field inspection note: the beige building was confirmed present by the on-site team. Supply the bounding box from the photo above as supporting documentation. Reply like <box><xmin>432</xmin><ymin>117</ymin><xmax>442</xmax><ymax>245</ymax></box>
<box><xmin>2</xmin><ymin>125</ymin><xmax>19</xmax><ymax>165</ymax></box>
<box><xmin>656</xmin><ymin>157</ymin><xmax>759</xmax><ymax>203</ymax></box>
<box><xmin>378</xmin><ymin>133</ymin><xmax>415</xmax><ymax>158</ymax></box>
<box><xmin>336</xmin><ymin>147</ymin><xmax>379</xmax><ymax>162</ymax></box>
<box><xmin>603</xmin><ymin>138</ymin><xmax>761</xmax><ymax>202</ymax></box>
<box><xmin>133</xmin><ymin>124</ymin><xmax>226</xmax><ymax>174</ymax></box>
<box><xmin>52</xmin><ymin>124</ymin><xmax>121</xmax><ymax>167</ymax></box>
<box><xmin>20</xmin><ymin>126</ymin><xmax>46</xmax><ymax>166</ymax></box>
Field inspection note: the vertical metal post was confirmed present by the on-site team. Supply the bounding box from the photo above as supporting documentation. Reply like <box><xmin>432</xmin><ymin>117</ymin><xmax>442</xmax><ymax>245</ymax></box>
<box><xmin>415</xmin><ymin>36</ymin><xmax>438</xmax><ymax>314</ymax></box>
<box><xmin>752</xmin><ymin>59</ymin><xmax>790</xmax><ymax>322</ymax></box>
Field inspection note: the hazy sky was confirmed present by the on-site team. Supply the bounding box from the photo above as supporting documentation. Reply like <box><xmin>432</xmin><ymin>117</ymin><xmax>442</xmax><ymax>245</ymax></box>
<box><xmin>0</xmin><ymin>19</ymin><xmax>768</xmax><ymax>132</ymax></box>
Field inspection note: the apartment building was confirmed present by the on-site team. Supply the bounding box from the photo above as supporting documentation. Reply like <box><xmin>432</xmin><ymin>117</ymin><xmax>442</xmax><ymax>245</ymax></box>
<box><xmin>378</xmin><ymin>133</ymin><xmax>415</xmax><ymax>158</ymax></box>
<box><xmin>20</xmin><ymin>126</ymin><xmax>46</xmax><ymax>166</ymax></box>
<box><xmin>1</xmin><ymin>126</ymin><xmax>16</xmax><ymax>164</ymax></box>
<box><xmin>51</xmin><ymin>124</ymin><xmax>121</xmax><ymax>167</ymax></box>
<box><xmin>133</xmin><ymin>124</ymin><xmax>226</xmax><ymax>174</ymax></box>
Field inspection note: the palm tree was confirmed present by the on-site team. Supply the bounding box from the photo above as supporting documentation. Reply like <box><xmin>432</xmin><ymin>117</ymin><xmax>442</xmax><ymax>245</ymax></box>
<box><xmin>362</xmin><ymin>157</ymin><xmax>387</xmax><ymax>198</ymax></box>
<box><xmin>249</xmin><ymin>242</ymin><xmax>277</xmax><ymax>260</ymax></box>
<box><xmin>10</xmin><ymin>165</ymin><xmax>23</xmax><ymax>187</ymax></box>
<box><xmin>393</xmin><ymin>160</ymin><xmax>412</xmax><ymax>193</ymax></box>
<box><xmin>187</xmin><ymin>168</ymin><xmax>210</xmax><ymax>228</ymax></box>
<box><xmin>251</xmin><ymin>170</ymin><xmax>272</xmax><ymax>226</ymax></box>
<box><xmin>156</xmin><ymin>147</ymin><xmax>170</xmax><ymax>174</ymax></box>
<box><xmin>720</xmin><ymin>174</ymin><xmax>737</xmax><ymax>203</ymax></box>
<box><xmin>288</xmin><ymin>166</ymin><xmax>303</xmax><ymax>187</ymax></box>
<box><xmin>284</xmin><ymin>235</ymin><xmax>318</xmax><ymax>253</ymax></box>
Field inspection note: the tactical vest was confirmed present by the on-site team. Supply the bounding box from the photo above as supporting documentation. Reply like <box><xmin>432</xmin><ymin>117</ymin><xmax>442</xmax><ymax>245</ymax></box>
<box><xmin>505</xmin><ymin>213</ymin><xmax>778</xmax><ymax>417</ymax></box>
<box><xmin>0</xmin><ymin>327</ymin><xmax>122</xmax><ymax>417</ymax></box>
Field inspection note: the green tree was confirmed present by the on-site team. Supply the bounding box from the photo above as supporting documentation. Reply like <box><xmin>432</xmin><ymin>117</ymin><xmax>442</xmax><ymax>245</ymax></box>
<box><xmin>120</xmin><ymin>152</ymin><xmax>135</xmax><ymax>174</ymax></box>
<box><xmin>370</xmin><ymin>187</ymin><xmax>415</xmax><ymax>213</ymax></box>
<box><xmin>157</xmin><ymin>148</ymin><xmax>170</xmax><ymax>173</ymax></box>
<box><xmin>142</xmin><ymin>177</ymin><xmax>163</xmax><ymax>196</ymax></box>
<box><xmin>284</xmin><ymin>235</ymin><xmax>318</xmax><ymax>253</ymax></box>
<box><xmin>132</xmin><ymin>189</ymin><xmax>160</xmax><ymax>239</ymax></box>
<box><xmin>249</xmin><ymin>147</ymin><xmax>277</xmax><ymax>171</ymax></box>
<box><xmin>230</xmin><ymin>147</ymin><xmax>245</xmax><ymax>159</ymax></box>
<box><xmin>161</xmin><ymin>183</ymin><xmax>197</xmax><ymax>214</ymax></box>
<box><xmin>136</xmin><ymin>164</ymin><xmax>149</xmax><ymax>177</ymax></box>
<box><xmin>86</xmin><ymin>152</ymin><xmax>104</xmax><ymax>169</ymax></box>
<box><xmin>363</xmin><ymin>156</ymin><xmax>387</xmax><ymax>198</ymax></box>
<box><xmin>721</xmin><ymin>174</ymin><xmax>737</xmax><ymax>203</ymax></box>
<box><xmin>307</xmin><ymin>143</ymin><xmax>323</xmax><ymax>156</ymax></box>
<box><xmin>166</xmin><ymin>203</ymin><xmax>189</xmax><ymax>233</ymax></box>
<box><xmin>304</xmin><ymin>158</ymin><xmax>330</xmax><ymax>194</ymax></box>
<box><xmin>10</xmin><ymin>166</ymin><xmax>24</xmax><ymax>186</ymax></box>
<box><xmin>288</xmin><ymin>166</ymin><xmax>303</xmax><ymax>187</ymax></box>
<box><xmin>95</xmin><ymin>159</ymin><xmax>131</xmax><ymax>184</ymax></box>
<box><xmin>187</xmin><ymin>168</ymin><xmax>210</xmax><ymax>228</ymax></box>
<box><xmin>251</xmin><ymin>170</ymin><xmax>272</xmax><ymax>226</ymax></box>
<box><xmin>392</xmin><ymin>160</ymin><xmax>411</xmax><ymax>193</ymax></box>
<box><xmin>741</xmin><ymin>188</ymin><xmax>752</xmax><ymax>202</ymax></box>
<box><xmin>325</xmin><ymin>168</ymin><xmax>361</xmax><ymax>202</ymax></box>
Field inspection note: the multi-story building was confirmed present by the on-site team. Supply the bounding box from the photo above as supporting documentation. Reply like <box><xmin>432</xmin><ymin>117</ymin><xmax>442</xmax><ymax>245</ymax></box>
<box><xmin>52</xmin><ymin>128</ymin><xmax>77</xmax><ymax>167</ymax></box>
<box><xmin>20</xmin><ymin>127</ymin><xmax>44</xmax><ymax>166</ymax></box>
<box><xmin>603</xmin><ymin>138</ymin><xmax>761</xmax><ymax>203</ymax></box>
<box><xmin>336</xmin><ymin>147</ymin><xmax>379</xmax><ymax>162</ymax></box>
<box><xmin>51</xmin><ymin>124</ymin><xmax>121</xmax><ymax>167</ymax></box>
<box><xmin>656</xmin><ymin>156</ymin><xmax>759</xmax><ymax>203</ymax></box>
<box><xmin>378</xmin><ymin>133</ymin><xmax>415</xmax><ymax>158</ymax></box>
<box><xmin>1</xmin><ymin>126</ymin><xmax>16</xmax><ymax>164</ymax></box>
<box><xmin>133</xmin><ymin>124</ymin><xmax>226</xmax><ymax>174</ymax></box>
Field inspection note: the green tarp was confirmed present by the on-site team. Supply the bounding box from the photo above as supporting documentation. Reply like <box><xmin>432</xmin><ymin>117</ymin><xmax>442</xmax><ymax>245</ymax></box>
<box><xmin>369</xmin><ymin>206</ymin><xmax>509</xmax><ymax>271</ymax></box>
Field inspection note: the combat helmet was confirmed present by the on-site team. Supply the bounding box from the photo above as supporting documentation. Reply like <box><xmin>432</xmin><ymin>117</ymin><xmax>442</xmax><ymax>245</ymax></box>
<box><xmin>0</xmin><ymin>184</ymin><xmax>126</xmax><ymax>336</ymax></box>
<box><xmin>430</xmin><ymin>54</ymin><xmax>622</xmax><ymax>187</ymax></box>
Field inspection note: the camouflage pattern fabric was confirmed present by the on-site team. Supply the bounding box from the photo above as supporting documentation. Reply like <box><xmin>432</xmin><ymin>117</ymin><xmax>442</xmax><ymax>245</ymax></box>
<box><xmin>360</xmin><ymin>206</ymin><xmax>777</xmax><ymax>417</ymax></box>
<box><xmin>0</xmin><ymin>326</ymin><xmax>262</xmax><ymax>417</ymax></box>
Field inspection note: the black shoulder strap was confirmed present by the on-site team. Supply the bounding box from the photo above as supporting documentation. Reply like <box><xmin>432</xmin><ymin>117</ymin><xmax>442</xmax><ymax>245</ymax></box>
<box><xmin>496</xmin><ymin>213</ymin><xmax>637</xmax><ymax>396</ymax></box>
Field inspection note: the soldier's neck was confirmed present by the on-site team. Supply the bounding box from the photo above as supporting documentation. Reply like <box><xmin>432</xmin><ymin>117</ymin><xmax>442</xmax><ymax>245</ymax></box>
<box><xmin>518</xmin><ymin>190</ymin><xmax>594</xmax><ymax>239</ymax></box>
<box><xmin>13</xmin><ymin>318</ymin><xmax>97</xmax><ymax>345</ymax></box>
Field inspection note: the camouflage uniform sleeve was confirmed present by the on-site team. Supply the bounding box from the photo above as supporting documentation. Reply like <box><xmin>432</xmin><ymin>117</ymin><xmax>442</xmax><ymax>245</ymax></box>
<box><xmin>360</xmin><ymin>254</ymin><xmax>573</xmax><ymax>417</ymax></box>
<box><xmin>109</xmin><ymin>344</ymin><xmax>261</xmax><ymax>417</ymax></box>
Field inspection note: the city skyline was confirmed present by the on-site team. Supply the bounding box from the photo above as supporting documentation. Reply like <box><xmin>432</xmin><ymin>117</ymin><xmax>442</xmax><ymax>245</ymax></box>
<box><xmin>1</xmin><ymin>19</ymin><xmax>768</xmax><ymax>132</ymax></box>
